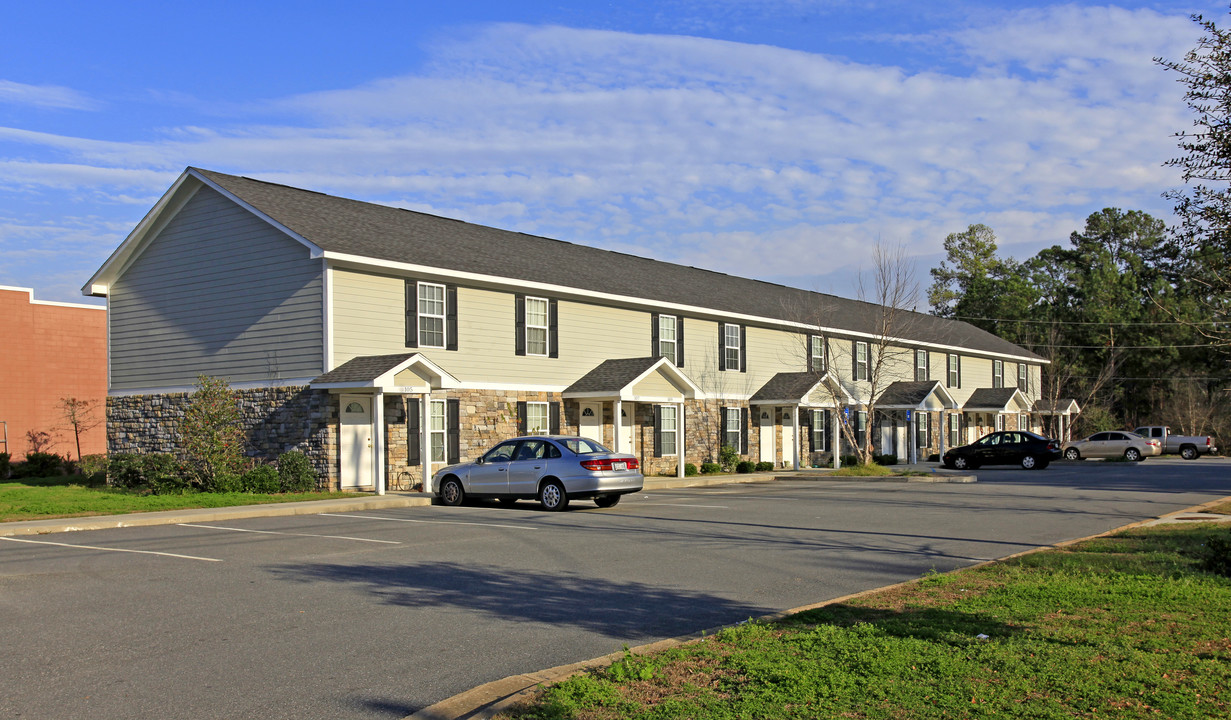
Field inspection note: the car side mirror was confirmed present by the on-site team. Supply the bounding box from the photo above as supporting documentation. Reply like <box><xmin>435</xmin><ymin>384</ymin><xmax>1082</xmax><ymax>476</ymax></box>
<box><xmin>474</xmin><ymin>457</ymin><xmax>484</xmax><ymax>465</ymax></box>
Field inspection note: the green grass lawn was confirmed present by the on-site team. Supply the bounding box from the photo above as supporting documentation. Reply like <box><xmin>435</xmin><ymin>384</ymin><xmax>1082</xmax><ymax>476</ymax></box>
<box><xmin>0</xmin><ymin>475</ymin><xmax>356</xmax><ymax>522</ymax></box>
<box><xmin>502</xmin><ymin>521</ymin><xmax>1231</xmax><ymax>719</ymax></box>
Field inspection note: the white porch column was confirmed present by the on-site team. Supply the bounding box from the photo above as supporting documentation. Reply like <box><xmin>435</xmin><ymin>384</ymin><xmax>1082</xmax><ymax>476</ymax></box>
<box><xmin>792</xmin><ymin>403</ymin><xmax>801</xmax><ymax>470</ymax></box>
<box><xmin>420</xmin><ymin>393</ymin><xmax>431</xmax><ymax>492</ymax></box>
<box><xmin>676</xmin><ymin>401</ymin><xmax>685</xmax><ymax>478</ymax></box>
<box><xmin>374</xmin><ymin>389</ymin><xmax>386</xmax><ymax>495</ymax></box>
<box><xmin>939</xmin><ymin>411</ymin><xmax>947</xmax><ymax>458</ymax></box>
<box><xmin>910</xmin><ymin>410</ymin><xmax>917</xmax><ymax>465</ymax></box>
<box><xmin>613</xmin><ymin>400</ymin><xmax>623</xmax><ymax>453</ymax></box>
<box><xmin>833</xmin><ymin>407</ymin><xmax>842</xmax><ymax>469</ymax></box>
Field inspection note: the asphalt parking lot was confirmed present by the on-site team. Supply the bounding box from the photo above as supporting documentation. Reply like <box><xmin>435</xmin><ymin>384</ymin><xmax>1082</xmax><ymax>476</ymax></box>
<box><xmin>2</xmin><ymin>458</ymin><xmax>1228</xmax><ymax>720</ymax></box>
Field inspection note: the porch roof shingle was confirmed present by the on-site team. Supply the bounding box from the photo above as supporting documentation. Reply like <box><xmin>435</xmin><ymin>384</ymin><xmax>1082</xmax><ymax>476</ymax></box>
<box><xmin>310</xmin><ymin>353</ymin><xmax>419</xmax><ymax>384</ymax></box>
<box><xmin>963</xmin><ymin>387</ymin><xmax>1023</xmax><ymax>411</ymax></box>
<box><xmin>564</xmin><ymin>357</ymin><xmax>662</xmax><ymax>394</ymax></box>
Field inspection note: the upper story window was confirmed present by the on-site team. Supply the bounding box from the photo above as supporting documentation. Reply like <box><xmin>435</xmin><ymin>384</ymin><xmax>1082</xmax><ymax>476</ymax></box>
<box><xmin>854</xmin><ymin>341</ymin><xmax>869</xmax><ymax>381</ymax></box>
<box><xmin>992</xmin><ymin>359</ymin><xmax>1004</xmax><ymax>388</ymax></box>
<box><xmin>418</xmin><ymin>282</ymin><xmax>446</xmax><ymax>348</ymax></box>
<box><xmin>947</xmin><ymin>354</ymin><xmax>961</xmax><ymax>388</ymax></box>
<box><xmin>1018</xmin><ymin>363</ymin><xmax>1029</xmax><ymax>392</ymax></box>
<box><xmin>405</xmin><ymin>279</ymin><xmax>456</xmax><ymax>350</ymax></box>
<box><xmin>515</xmin><ymin>295</ymin><xmax>557</xmax><ymax>358</ymax></box>
<box><xmin>915</xmin><ymin>349</ymin><xmax>929</xmax><ymax>381</ymax></box>
<box><xmin>659</xmin><ymin>315</ymin><xmax>677</xmax><ymax>361</ymax></box>
<box><xmin>719</xmin><ymin>323</ymin><xmax>745</xmax><ymax>372</ymax></box>
<box><xmin>810</xmin><ymin>334</ymin><xmax>826</xmax><ymax>373</ymax></box>
<box><xmin>652</xmin><ymin>313</ymin><xmax>685</xmax><ymax>366</ymax></box>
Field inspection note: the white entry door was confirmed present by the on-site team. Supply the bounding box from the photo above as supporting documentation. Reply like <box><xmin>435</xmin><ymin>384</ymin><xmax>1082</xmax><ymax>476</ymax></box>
<box><xmin>580</xmin><ymin>403</ymin><xmax>602</xmax><ymax>443</ymax></box>
<box><xmin>759</xmin><ymin>408</ymin><xmax>774</xmax><ymax>464</ymax></box>
<box><xmin>619</xmin><ymin>402</ymin><xmax>636</xmax><ymax>452</ymax></box>
<box><xmin>879</xmin><ymin>416</ymin><xmax>894</xmax><ymax>458</ymax></box>
<box><xmin>780</xmin><ymin>408</ymin><xmax>795</xmax><ymax>469</ymax></box>
<box><xmin>340</xmin><ymin>395</ymin><xmax>373</xmax><ymax>489</ymax></box>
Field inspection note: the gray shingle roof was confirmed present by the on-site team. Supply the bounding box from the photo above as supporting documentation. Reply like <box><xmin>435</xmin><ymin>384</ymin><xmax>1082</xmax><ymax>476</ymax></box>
<box><xmin>195</xmin><ymin>168</ymin><xmax>1042</xmax><ymax>361</ymax></box>
<box><xmin>311</xmin><ymin>353</ymin><xmax>419</xmax><ymax>384</ymax></box>
<box><xmin>877</xmin><ymin>381</ymin><xmax>943</xmax><ymax>407</ymax></box>
<box><xmin>964</xmin><ymin>387</ymin><xmax>1023</xmax><ymax>411</ymax></box>
<box><xmin>564</xmin><ymin>357</ymin><xmax>662</xmax><ymax>394</ymax></box>
<box><xmin>750</xmin><ymin>372</ymin><xmax>824</xmax><ymax>403</ymax></box>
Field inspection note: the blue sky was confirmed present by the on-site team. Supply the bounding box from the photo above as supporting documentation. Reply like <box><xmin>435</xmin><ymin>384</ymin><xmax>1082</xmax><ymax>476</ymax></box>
<box><xmin>0</xmin><ymin>1</ymin><xmax>1221</xmax><ymax>306</ymax></box>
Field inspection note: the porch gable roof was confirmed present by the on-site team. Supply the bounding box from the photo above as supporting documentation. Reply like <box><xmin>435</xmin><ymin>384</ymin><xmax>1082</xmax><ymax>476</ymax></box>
<box><xmin>1033</xmin><ymin>398</ymin><xmax>1081</xmax><ymax>415</ymax></box>
<box><xmin>563</xmin><ymin>357</ymin><xmax>701</xmax><ymax>401</ymax></box>
<box><xmin>750</xmin><ymin>371</ymin><xmax>853</xmax><ymax>406</ymax></box>
<box><xmin>310</xmin><ymin>353</ymin><xmax>460</xmax><ymax>392</ymax></box>
<box><xmin>963</xmin><ymin>387</ymin><xmax>1031</xmax><ymax>412</ymax></box>
<box><xmin>876</xmin><ymin>380</ymin><xmax>958</xmax><ymax>410</ymax></box>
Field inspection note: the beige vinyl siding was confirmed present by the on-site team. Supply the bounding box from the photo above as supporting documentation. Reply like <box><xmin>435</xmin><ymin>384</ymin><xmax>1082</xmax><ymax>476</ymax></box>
<box><xmin>964</xmin><ymin>356</ymin><xmax>994</xmax><ymax>391</ymax></box>
<box><xmin>333</xmin><ymin>270</ymin><xmax>654</xmax><ymax>386</ymax></box>
<box><xmin>109</xmin><ymin>186</ymin><xmax>323</xmax><ymax>390</ymax></box>
<box><xmin>630</xmin><ymin>371</ymin><xmax>684</xmax><ymax>398</ymax></box>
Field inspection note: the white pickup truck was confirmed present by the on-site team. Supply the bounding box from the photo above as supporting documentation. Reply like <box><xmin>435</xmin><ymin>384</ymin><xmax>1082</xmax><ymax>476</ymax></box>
<box><xmin>1133</xmin><ymin>426</ymin><xmax>1218</xmax><ymax>460</ymax></box>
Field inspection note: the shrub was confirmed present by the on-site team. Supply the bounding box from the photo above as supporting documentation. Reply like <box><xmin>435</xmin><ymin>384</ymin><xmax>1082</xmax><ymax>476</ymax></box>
<box><xmin>180</xmin><ymin>375</ymin><xmax>246</xmax><ymax>489</ymax></box>
<box><xmin>873</xmin><ymin>454</ymin><xmax>898</xmax><ymax>466</ymax></box>
<box><xmin>277</xmin><ymin>451</ymin><xmax>317</xmax><ymax>492</ymax></box>
<box><xmin>1197</xmin><ymin>530</ymin><xmax>1231</xmax><ymax>576</ymax></box>
<box><xmin>683</xmin><ymin>463</ymin><xmax>698</xmax><ymax>476</ymax></box>
<box><xmin>241</xmin><ymin>464</ymin><xmax>281</xmax><ymax>494</ymax></box>
<box><xmin>0</xmin><ymin>452</ymin><xmax>10</xmax><ymax>479</ymax></box>
<box><xmin>208</xmin><ymin>472</ymin><xmax>244</xmax><ymax>493</ymax></box>
<box><xmin>22</xmin><ymin>452</ymin><xmax>65</xmax><ymax>478</ymax></box>
<box><xmin>107</xmin><ymin>453</ymin><xmax>179</xmax><ymax>490</ymax></box>
<box><xmin>736</xmin><ymin>460</ymin><xmax>755</xmax><ymax>474</ymax></box>
<box><xmin>148</xmin><ymin>472</ymin><xmax>191</xmax><ymax>495</ymax></box>
<box><xmin>718</xmin><ymin>445</ymin><xmax>739</xmax><ymax>470</ymax></box>
<box><xmin>754</xmin><ymin>461</ymin><xmax>774</xmax><ymax>472</ymax></box>
<box><xmin>840</xmin><ymin>455</ymin><xmax>862</xmax><ymax>467</ymax></box>
<box><xmin>79</xmin><ymin>454</ymin><xmax>109</xmax><ymax>485</ymax></box>
<box><xmin>700</xmin><ymin>462</ymin><xmax>722</xmax><ymax>474</ymax></box>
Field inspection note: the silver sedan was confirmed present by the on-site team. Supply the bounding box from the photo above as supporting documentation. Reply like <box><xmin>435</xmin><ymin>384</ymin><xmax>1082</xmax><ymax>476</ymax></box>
<box><xmin>1062</xmin><ymin>431</ymin><xmax>1162</xmax><ymax>462</ymax></box>
<box><xmin>431</xmin><ymin>435</ymin><xmax>644</xmax><ymax>510</ymax></box>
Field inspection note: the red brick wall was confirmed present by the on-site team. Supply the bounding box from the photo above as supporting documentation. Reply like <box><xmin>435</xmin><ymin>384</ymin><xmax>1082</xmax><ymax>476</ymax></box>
<box><xmin>0</xmin><ymin>287</ymin><xmax>107</xmax><ymax>461</ymax></box>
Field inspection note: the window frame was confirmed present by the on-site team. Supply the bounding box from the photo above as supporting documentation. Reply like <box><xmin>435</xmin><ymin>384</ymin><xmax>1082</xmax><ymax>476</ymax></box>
<box><xmin>811</xmin><ymin>409</ymin><xmax>828</xmax><ymax>452</ymax></box>
<box><xmin>995</xmin><ymin>414</ymin><xmax>1005</xmax><ymax>431</ymax></box>
<box><xmin>915</xmin><ymin>349</ymin><xmax>929</xmax><ymax>382</ymax></box>
<box><xmin>949</xmin><ymin>413</ymin><xmax>961</xmax><ymax>448</ymax></box>
<box><xmin>992</xmin><ymin>359</ymin><xmax>1003</xmax><ymax>389</ymax></box>
<box><xmin>855</xmin><ymin>341</ymin><xmax>869</xmax><ymax>381</ymax></box>
<box><xmin>724</xmin><ymin>323</ymin><xmax>741</xmax><ymax>372</ymax></box>
<box><xmin>524</xmin><ymin>296</ymin><xmax>550</xmax><ymax>357</ymax></box>
<box><xmin>917</xmin><ymin>412</ymin><xmax>929</xmax><ymax>447</ymax></box>
<box><xmin>417</xmin><ymin>281</ymin><xmax>447</xmax><ymax>349</ymax></box>
<box><xmin>429</xmin><ymin>399</ymin><xmax>446</xmax><ymax>463</ymax></box>
<box><xmin>525</xmin><ymin>401</ymin><xmax>550</xmax><ymax>435</ymax></box>
<box><xmin>724</xmin><ymin>407</ymin><xmax>741</xmax><ymax>451</ymax></box>
<box><xmin>810</xmin><ymin>335</ymin><xmax>826</xmax><ymax>373</ymax></box>
<box><xmin>947</xmin><ymin>354</ymin><xmax>961</xmax><ymax>387</ymax></box>
<box><xmin>659</xmin><ymin>405</ymin><xmax>678</xmax><ymax>456</ymax></box>
<box><xmin>658</xmin><ymin>314</ymin><xmax>678</xmax><ymax>362</ymax></box>
<box><xmin>1018</xmin><ymin>363</ymin><xmax>1028</xmax><ymax>392</ymax></box>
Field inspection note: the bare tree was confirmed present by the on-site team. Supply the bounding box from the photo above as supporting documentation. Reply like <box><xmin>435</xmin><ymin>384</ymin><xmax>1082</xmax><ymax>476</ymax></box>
<box><xmin>793</xmin><ymin>241</ymin><xmax>922</xmax><ymax>466</ymax></box>
<box><xmin>59</xmin><ymin>397</ymin><xmax>103</xmax><ymax>462</ymax></box>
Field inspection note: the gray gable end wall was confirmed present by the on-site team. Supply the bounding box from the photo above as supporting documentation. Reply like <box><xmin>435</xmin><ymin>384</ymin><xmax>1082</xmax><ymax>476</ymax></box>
<box><xmin>109</xmin><ymin>185</ymin><xmax>324</xmax><ymax>390</ymax></box>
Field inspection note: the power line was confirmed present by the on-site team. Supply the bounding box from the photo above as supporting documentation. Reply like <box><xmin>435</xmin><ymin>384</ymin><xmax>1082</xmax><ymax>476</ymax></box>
<box><xmin>952</xmin><ymin>315</ymin><xmax>1226</xmax><ymax>327</ymax></box>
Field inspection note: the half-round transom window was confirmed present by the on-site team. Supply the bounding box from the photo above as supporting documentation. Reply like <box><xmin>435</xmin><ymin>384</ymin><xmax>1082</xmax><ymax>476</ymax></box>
<box><xmin>344</xmin><ymin>402</ymin><xmax>366</xmax><ymax>414</ymax></box>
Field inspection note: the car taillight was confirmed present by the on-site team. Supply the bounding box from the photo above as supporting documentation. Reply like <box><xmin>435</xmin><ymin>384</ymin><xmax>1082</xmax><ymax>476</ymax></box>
<box><xmin>581</xmin><ymin>457</ymin><xmax>639</xmax><ymax>471</ymax></box>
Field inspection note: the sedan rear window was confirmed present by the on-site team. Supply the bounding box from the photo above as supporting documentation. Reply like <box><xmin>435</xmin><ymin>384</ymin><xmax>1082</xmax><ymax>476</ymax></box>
<box><xmin>559</xmin><ymin>438</ymin><xmax>611</xmax><ymax>455</ymax></box>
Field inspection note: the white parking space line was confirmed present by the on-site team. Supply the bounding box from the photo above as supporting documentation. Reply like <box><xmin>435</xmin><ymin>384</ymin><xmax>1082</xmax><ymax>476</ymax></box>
<box><xmin>0</xmin><ymin>536</ymin><xmax>221</xmax><ymax>562</ymax></box>
<box><xmin>631</xmin><ymin>502</ymin><xmax>730</xmax><ymax>509</ymax></box>
<box><xmin>177</xmin><ymin>524</ymin><xmax>402</xmax><ymax>544</ymax></box>
<box><xmin>320</xmin><ymin>513</ymin><xmax>538</xmax><ymax>531</ymax></box>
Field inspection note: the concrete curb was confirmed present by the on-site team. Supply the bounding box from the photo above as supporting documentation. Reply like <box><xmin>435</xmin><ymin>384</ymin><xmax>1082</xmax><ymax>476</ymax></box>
<box><xmin>405</xmin><ymin>494</ymin><xmax>1231</xmax><ymax>720</ymax></box>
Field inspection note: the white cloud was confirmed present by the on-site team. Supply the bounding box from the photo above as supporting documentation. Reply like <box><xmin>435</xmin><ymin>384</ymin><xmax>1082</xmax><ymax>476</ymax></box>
<box><xmin>0</xmin><ymin>5</ymin><xmax>1204</xmax><ymax>303</ymax></box>
<box><xmin>0</xmin><ymin>80</ymin><xmax>98</xmax><ymax>110</ymax></box>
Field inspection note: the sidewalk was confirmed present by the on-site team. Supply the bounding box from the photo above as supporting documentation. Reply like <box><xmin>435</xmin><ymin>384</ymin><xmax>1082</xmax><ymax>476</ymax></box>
<box><xmin>1</xmin><ymin>464</ymin><xmax>974</xmax><ymax>538</ymax></box>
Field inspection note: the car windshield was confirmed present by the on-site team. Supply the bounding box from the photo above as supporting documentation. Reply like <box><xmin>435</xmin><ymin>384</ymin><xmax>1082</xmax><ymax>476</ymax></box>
<box><xmin>559</xmin><ymin>438</ymin><xmax>611</xmax><ymax>455</ymax></box>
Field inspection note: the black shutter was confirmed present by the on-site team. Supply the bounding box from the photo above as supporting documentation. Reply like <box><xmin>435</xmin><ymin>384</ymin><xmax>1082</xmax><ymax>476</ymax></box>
<box><xmin>651</xmin><ymin>313</ymin><xmax>660</xmax><ymax>357</ymax></box>
<box><xmin>852</xmin><ymin>341</ymin><xmax>858</xmax><ymax>380</ymax></box>
<box><xmin>446</xmin><ymin>284</ymin><xmax>458</xmax><ymax>351</ymax></box>
<box><xmin>404</xmin><ymin>279</ymin><xmax>419</xmax><ymax>348</ymax></box>
<box><xmin>718</xmin><ymin>405</ymin><xmax>728</xmax><ymax>451</ymax></box>
<box><xmin>676</xmin><ymin>316</ymin><xmax>685</xmax><ymax>366</ymax></box>
<box><xmin>406</xmin><ymin>398</ymin><xmax>421</xmax><ymax>466</ymax></box>
<box><xmin>549</xmin><ymin>401</ymin><xmax>560</xmax><ymax>435</ymax></box>
<box><xmin>446</xmin><ymin>399</ymin><xmax>460</xmax><ymax>464</ymax></box>
<box><xmin>517</xmin><ymin>401</ymin><xmax>527</xmax><ymax>435</ymax></box>
<box><xmin>515</xmin><ymin>295</ymin><xmax>526</xmax><ymax>356</ymax></box>
<box><xmin>807</xmin><ymin>334</ymin><xmax>816</xmax><ymax>372</ymax></box>
<box><xmin>740</xmin><ymin>325</ymin><xmax>747</xmax><ymax>373</ymax></box>
<box><xmin>957</xmin><ymin>356</ymin><xmax>963</xmax><ymax>389</ymax></box>
<box><xmin>548</xmin><ymin>299</ymin><xmax>559</xmax><ymax>359</ymax></box>
<box><xmin>718</xmin><ymin>325</ymin><xmax>726</xmax><ymax>371</ymax></box>
<box><xmin>653</xmin><ymin>405</ymin><xmax>663</xmax><ymax>458</ymax></box>
<box><xmin>740</xmin><ymin>407</ymin><xmax>749</xmax><ymax>454</ymax></box>
<box><xmin>822</xmin><ymin>410</ymin><xmax>831</xmax><ymax>452</ymax></box>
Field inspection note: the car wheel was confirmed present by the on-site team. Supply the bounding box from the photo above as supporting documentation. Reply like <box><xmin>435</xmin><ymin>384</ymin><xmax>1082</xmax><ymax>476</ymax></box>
<box><xmin>539</xmin><ymin>480</ymin><xmax>569</xmax><ymax>511</ymax></box>
<box><xmin>1125</xmin><ymin>448</ymin><xmax>1141</xmax><ymax>462</ymax></box>
<box><xmin>1021</xmin><ymin>455</ymin><xmax>1038</xmax><ymax>470</ymax></box>
<box><xmin>439</xmin><ymin>477</ymin><xmax>465</xmax><ymax>506</ymax></box>
<box><xmin>953</xmin><ymin>456</ymin><xmax>969</xmax><ymax>470</ymax></box>
<box><xmin>1181</xmin><ymin>445</ymin><xmax>1198</xmax><ymax>460</ymax></box>
<box><xmin>593</xmin><ymin>495</ymin><xmax>621</xmax><ymax>508</ymax></box>
<box><xmin>1064</xmin><ymin>448</ymin><xmax>1081</xmax><ymax>461</ymax></box>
